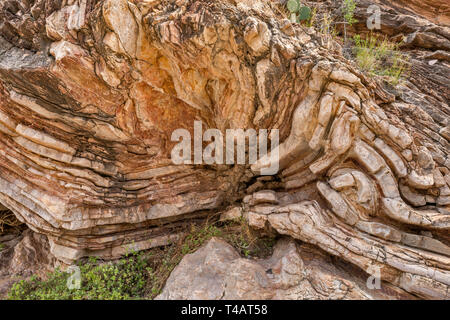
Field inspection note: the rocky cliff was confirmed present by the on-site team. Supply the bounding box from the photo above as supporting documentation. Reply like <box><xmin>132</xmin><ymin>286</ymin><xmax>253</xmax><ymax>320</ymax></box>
<box><xmin>0</xmin><ymin>0</ymin><xmax>449</xmax><ymax>299</ymax></box>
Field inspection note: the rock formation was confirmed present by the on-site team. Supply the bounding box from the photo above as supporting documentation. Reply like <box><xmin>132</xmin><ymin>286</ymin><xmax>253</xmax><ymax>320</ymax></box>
<box><xmin>0</xmin><ymin>229</ymin><xmax>54</xmax><ymax>298</ymax></box>
<box><xmin>157</xmin><ymin>237</ymin><xmax>416</xmax><ymax>300</ymax></box>
<box><xmin>0</xmin><ymin>0</ymin><xmax>449</xmax><ymax>299</ymax></box>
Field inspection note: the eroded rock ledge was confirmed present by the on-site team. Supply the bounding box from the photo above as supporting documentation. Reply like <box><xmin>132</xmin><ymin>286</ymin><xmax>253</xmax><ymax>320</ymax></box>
<box><xmin>157</xmin><ymin>237</ymin><xmax>416</xmax><ymax>300</ymax></box>
<box><xmin>0</xmin><ymin>0</ymin><xmax>449</xmax><ymax>299</ymax></box>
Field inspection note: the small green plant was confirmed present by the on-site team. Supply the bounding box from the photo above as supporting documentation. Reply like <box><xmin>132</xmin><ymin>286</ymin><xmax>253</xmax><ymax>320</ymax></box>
<box><xmin>353</xmin><ymin>34</ymin><xmax>380</xmax><ymax>72</ymax></box>
<box><xmin>381</xmin><ymin>51</ymin><xmax>410</xmax><ymax>85</ymax></box>
<box><xmin>306</xmin><ymin>7</ymin><xmax>317</xmax><ymax>28</ymax></box>
<box><xmin>320</xmin><ymin>12</ymin><xmax>338</xmax><ymax>49</ymax></box>
<box><xmin>353</xmin><ymin>33</ymin><xmax>410</xmax><ymax>85</ymax></box>
<box><xmin>343</xmin><ymin>0</ymin><xmax>358</xmax><ymax>26</ymax></box>
<box><xmin>287</xmin><ymin>0</ymin><xmax>311</xmax><ymax>23</ymax></box>
<box><xmin>342</xmin><ymin>0</ymin><xmax>358</xmax><ymax>43</ymax></box>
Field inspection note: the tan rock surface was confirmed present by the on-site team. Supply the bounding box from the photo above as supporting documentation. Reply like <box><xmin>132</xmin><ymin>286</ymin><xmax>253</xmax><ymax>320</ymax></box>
<box><xmin>157</xmin><ymin>237</ymin><xmax>415</xmax><ymax>300</ymax></box>
<box><xmin>0</xmin><ymin>0</ymin><xmax>449</xmax><ymax>299</ymax></box>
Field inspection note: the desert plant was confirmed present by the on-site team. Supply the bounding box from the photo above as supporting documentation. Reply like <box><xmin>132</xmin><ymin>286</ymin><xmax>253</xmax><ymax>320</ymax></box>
<box><xmin>343</xmin><ymin>0</ymin><xmax>358</xmax><ymax>25</ymax></box>
<box><xmin>382</xmin><ymin>51</ymin><xmax>410</xmax><ymax>85</ymax></box>
<box><xmin>306</xmin><ymin>7</ymin><xmax>317</xmax><ymax>28</ymax></box>
<box><xmin>353</xmin><ymin>34</ymin><xmax>380</xmax><ymax>73</ymax></box>
<box><xmin>286</xmin><ymin>0</ymin><xmax>311</xmax><ymax>23</ymax></box>
<box><xmin>342</xmin><ymin>0</ymin><xmax>358</xmax><ymax>43</ymax></box>
<box><xmin>353</xmin><ymin>33</ymin><xmax>409</xmax><ymax>85</ymax></box>
<box><xmin>320</xmin><ymin>12</ymin><xmax>338</xmax><ymax>49</ymax></box>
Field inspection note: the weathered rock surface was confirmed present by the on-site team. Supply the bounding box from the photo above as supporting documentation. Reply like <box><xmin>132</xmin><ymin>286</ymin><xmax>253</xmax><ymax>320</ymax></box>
<box><xmin>0</xmin><ymin>0</ymin><xmax>449</xmax><ymax>299</ymax></box>
<box><xmin>157</xmin><ymin>237</ymin><xmax>415</xmax><ymax>300</ymax></box>
<box><xmin>0</xmin><ymin>229</ymin><xmax>54</xmax><ymax>298</ymax></box>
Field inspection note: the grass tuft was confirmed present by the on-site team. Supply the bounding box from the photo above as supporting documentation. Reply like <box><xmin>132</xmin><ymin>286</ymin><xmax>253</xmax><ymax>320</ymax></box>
<box><xmin>353</xmin><ymin>33</ymin><xmax>410</xmax><ymax>85</ymax></box>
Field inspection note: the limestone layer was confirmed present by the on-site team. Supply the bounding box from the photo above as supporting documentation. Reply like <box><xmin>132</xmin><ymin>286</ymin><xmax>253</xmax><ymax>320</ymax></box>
<box><xmin>0</xmin><ymin>0</ymin><xmax>449</xmax><ymax>299</ymax></box>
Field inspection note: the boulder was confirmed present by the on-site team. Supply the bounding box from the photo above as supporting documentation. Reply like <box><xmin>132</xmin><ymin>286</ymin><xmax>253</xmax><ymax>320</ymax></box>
<box><xmin>157</xmin><ymin>237</ymin><xmax>415</xmax><ymax>300</ymax></box>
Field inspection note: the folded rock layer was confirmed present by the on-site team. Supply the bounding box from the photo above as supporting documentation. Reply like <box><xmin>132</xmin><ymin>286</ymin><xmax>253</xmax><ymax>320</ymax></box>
<box><xmin>0</xmin><ymin>0</ymin><xmax>449</xmax><ymax>299</ymax></box>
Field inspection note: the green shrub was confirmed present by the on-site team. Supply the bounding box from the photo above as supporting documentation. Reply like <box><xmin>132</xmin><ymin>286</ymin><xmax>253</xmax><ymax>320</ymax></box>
<box><xmin>353</xmin><ymin>33</ymin><xmax>409</xmax><ymax>85</ymax></box>
<box><xmin>8</xmin><ymin>251</ymin><xmax>149</xmax><ymax>300</ymax></box>
<box><xmin>341</xmin><ymin>0</ymin><xmax>358</xmax><ymax>43</ymax></box>
<box><xmin>342</xmin><ymin>0</ymin><xmax>357</xmax><ymax>26</ymax></box>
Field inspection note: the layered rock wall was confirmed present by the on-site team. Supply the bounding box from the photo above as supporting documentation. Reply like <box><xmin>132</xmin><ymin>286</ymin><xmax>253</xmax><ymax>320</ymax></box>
<box><xmin>0</xmin><ymin>0</ymin><xmax>449</xmax><ymax>298</ymax></box>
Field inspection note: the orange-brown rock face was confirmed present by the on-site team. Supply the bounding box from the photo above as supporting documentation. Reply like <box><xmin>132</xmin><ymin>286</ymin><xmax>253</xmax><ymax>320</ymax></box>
<box><xmin>0</xmin><ymin>0</ymin><xmax>449</xmax><ymax>299</ymax></box>
<box><xmin>387</xmin><ymin>0</ymin><xmax>449</xmax><ymax>25</ymax></box>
